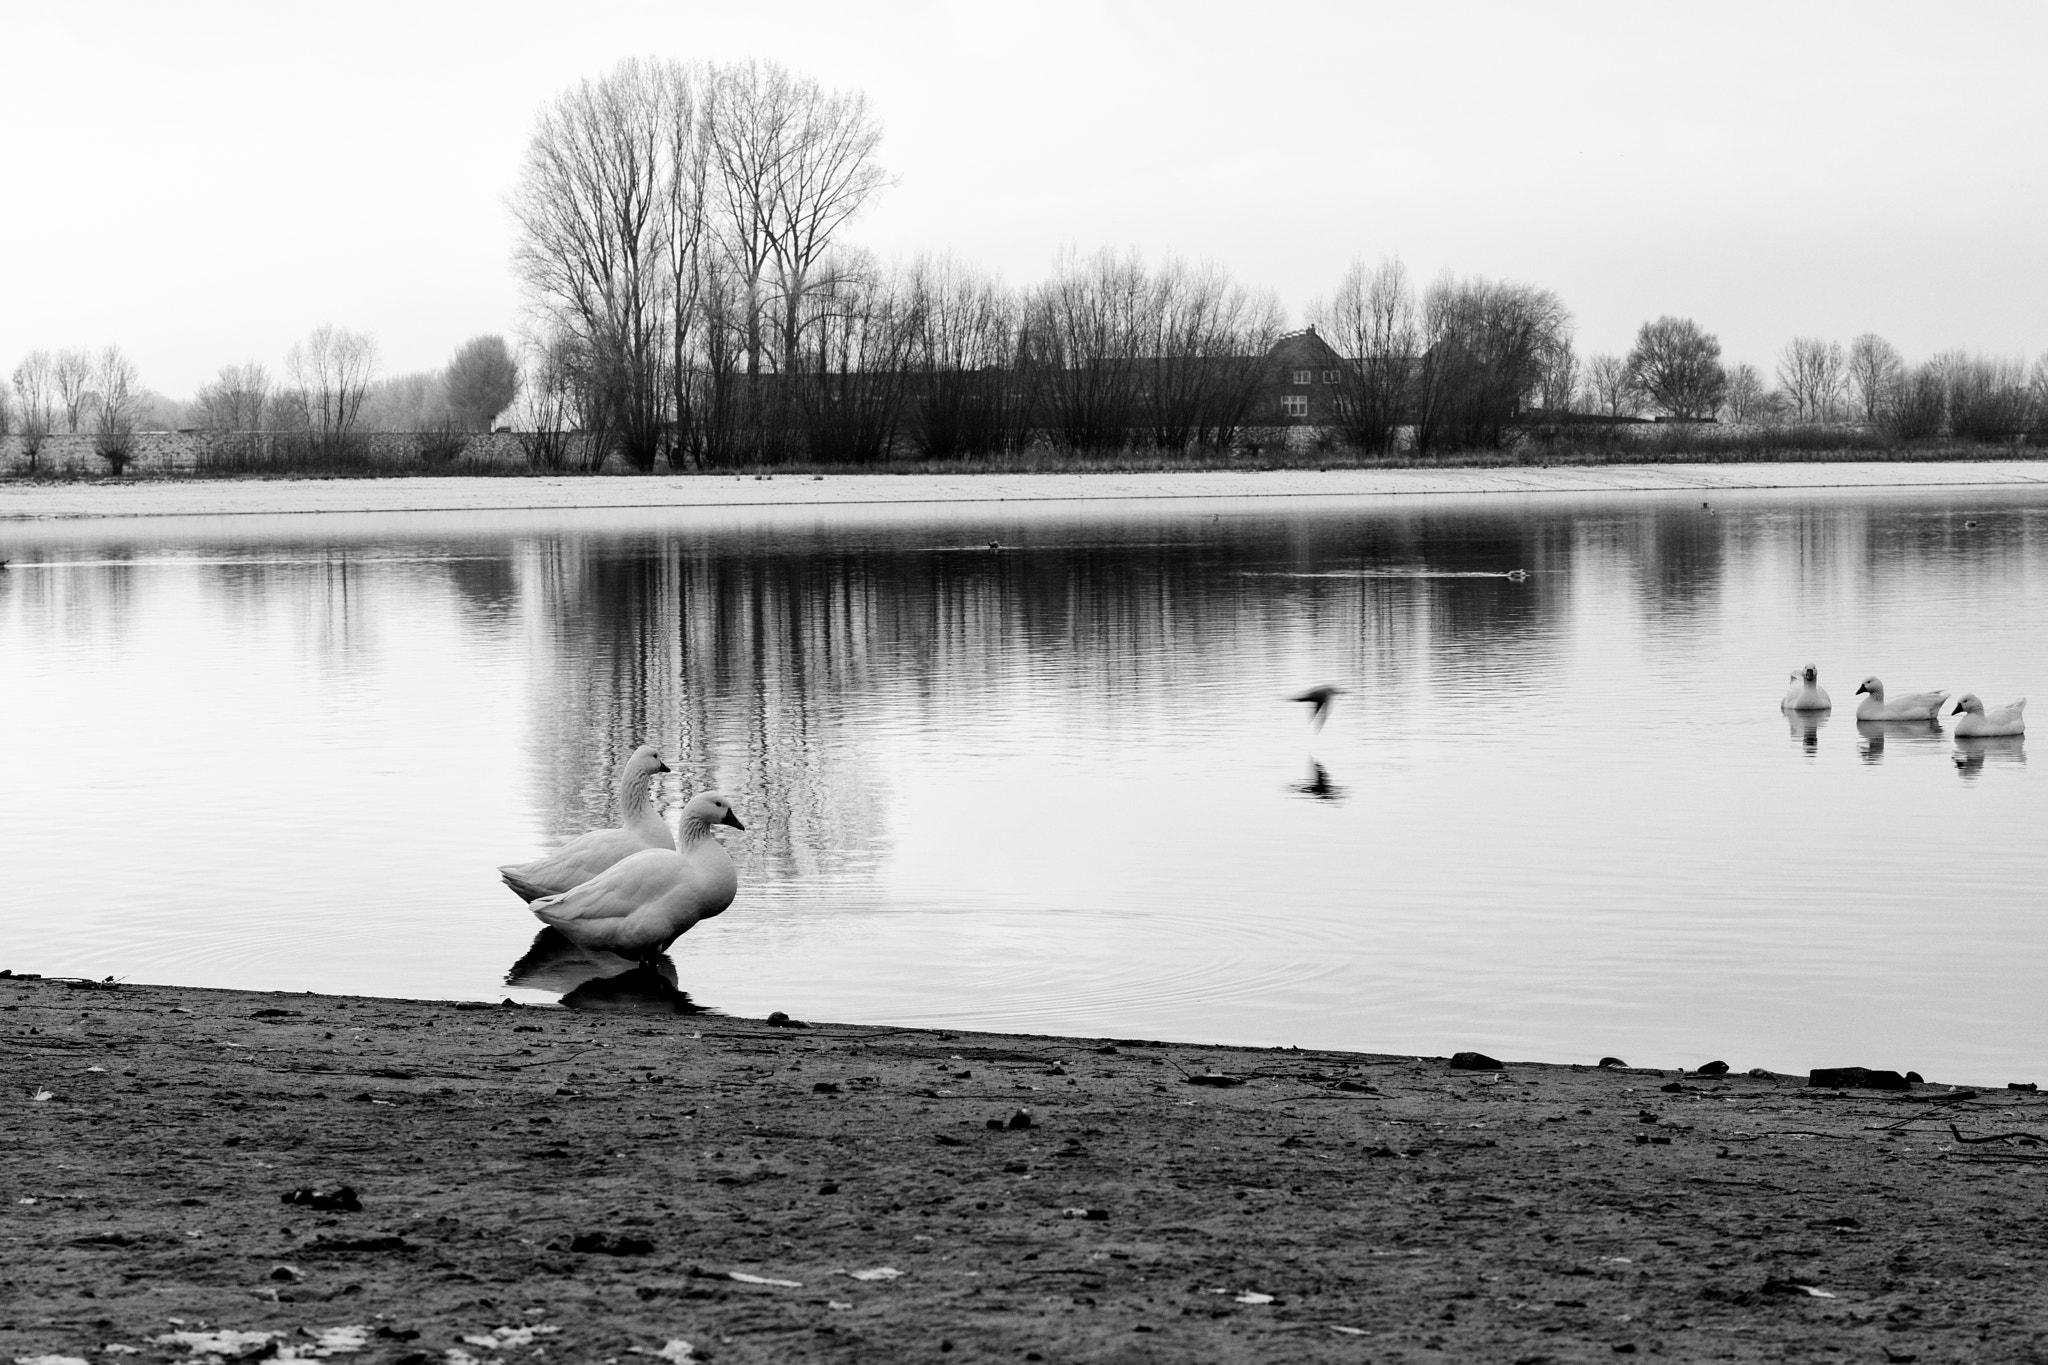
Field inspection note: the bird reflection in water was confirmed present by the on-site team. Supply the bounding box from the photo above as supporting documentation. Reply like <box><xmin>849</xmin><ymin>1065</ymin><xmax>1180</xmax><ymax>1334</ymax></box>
<box><xmin>1855</xmin><ymin>718</ymin><xmax>1945</xmax><ymax>764</ymax></box>
<box><xmin>1289</xmin><ymin>758</ymin><xmax>1346</xmax><ymax>802</ymax></box>
<box><xmin>1953</xmin><ymin>737</ymin><xmax>2026</xmax><ymax>781</ymax></box>
<box><xmin>1785</xmin><ymin>709</ymin><xmax>1828</xmax><ymax>755</ymax></box>
<box><xmin>505</xmin><ymin>928</ymin><xmax>709</xmax><ymax>1015</ymax></box>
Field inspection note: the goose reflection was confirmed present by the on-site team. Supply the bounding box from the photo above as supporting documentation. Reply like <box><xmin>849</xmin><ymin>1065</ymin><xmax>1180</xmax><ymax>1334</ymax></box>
<box><xmin>1953</xmin><ymin>736</ymin><xmax>2026</xmax><ymax>781</ymax></box>
<box><xmin>1785</xmin><ymin>709</ymin><xmax>1828</xmax><ymax>755</ymax></box>
<box><xmin>1855</xmin><ymin>718</ymin><xmax>1945</xmax><ymax>764</ymax></box>
<box><xmin>505</xmin><ymin>927</ymin><xmax>708</xmax><ymax>1015</ymax></box>
<box><xmin>1289</xmin><ymin>758</ymin><xmax>1346</xmax><ymax>802</ymax></box>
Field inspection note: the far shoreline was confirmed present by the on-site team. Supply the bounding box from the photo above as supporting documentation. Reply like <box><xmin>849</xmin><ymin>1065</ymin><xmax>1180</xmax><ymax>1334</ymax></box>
<box><xmin>4</xmin><ymin>458</ymin><xmax>2048</xmax><ymax>523</ymax></box>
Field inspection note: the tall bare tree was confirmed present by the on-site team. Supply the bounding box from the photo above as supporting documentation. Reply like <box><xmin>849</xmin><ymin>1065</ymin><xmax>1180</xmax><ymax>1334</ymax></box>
<box><xmin>513</xmin><ymin>59</ymin><xmax>676</xmax><ymax>470</ymax></box>
<box><xmin>1024</xmin><ymin>247</ymin><xmax>1151</xmax><ymax>452</ymax></box>
<box><xmin>1312</xmin><ymin>257</ymin><xmax>1416</xmax><ymax>453</ymax></box>
<box><xmin>1626</xmin><ymin>316</ymin><xmax>1725</xmax><ymax>420</ymax></box>
<box><xmin>53</xmin><ymin>349</ymin><xmax>93</xmax><ymax>432</ymax></box>
<box><xmin>1142</xmin><ymin>257</ymin><xmax>1283</xmax><ymax>451</ymax></box>
<box><xmin>1845</xmin><ymin>334</ymin><xmax>1902</xmax><ymax>424</ymax></box>
<box><xmin>91</xmin><ymin>346</ymin><xmax>143</xmax><ymax>474</ymax></box>
<box><xmin>1413</xmin><ymin>274</ymin><xmax>1570</xmax><ymax>452</ymax></box>
<box><xmin>1776</xmin><ymin>337</ymin><xmax>1844</xmax><ymax>422</ymax></box>
<box><xmin>285</xmin><ymin>325</ymin><xmax>377</xmax><ymax>450</ymax></box>
<box><xmin>11</xmin><ymin>352</ymin><xmax>57</xmax><ymax>471</ymax></box>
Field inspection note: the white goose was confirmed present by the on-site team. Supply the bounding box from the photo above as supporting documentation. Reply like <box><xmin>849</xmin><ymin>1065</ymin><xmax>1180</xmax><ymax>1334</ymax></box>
<box><xmin>1781</xmin><ymin>665</ymin><xmax>1831</xmax><ymax>712</ymax></box>
<box><xmin>1950</xmin><ymin>693</ymin><xmax>2026</xmax><ymax>738</ymax></box>
<box><xmin>500</xmin><ymin>744</ymin><xmax>675</xmax><ymax>902</ymax></box>
<box><xmin>1855</xmin><ymin>678</ymin><xmax>1950</xmax><ymax>722</ymax></box>
<box><xmin>528</xmin><ymin>792</ymin><xmax>747</xmax><ymax>966</ymax></box>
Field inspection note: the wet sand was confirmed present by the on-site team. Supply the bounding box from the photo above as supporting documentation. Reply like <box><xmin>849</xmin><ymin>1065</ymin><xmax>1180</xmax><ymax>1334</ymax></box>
<box><xmin>4</xmin><ymin>460</ymin><xmax>2048</xmax><ymax>522</ymax></box>
<box><xmin>5</xmin><ymin>974</ymin><xmax>2045</xmax><ymax>1363</ymax></box>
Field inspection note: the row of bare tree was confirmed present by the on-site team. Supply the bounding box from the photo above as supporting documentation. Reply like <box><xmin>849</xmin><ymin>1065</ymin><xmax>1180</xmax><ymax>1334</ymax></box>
<box><xmin>1579</xmin><ymin>324</ymin><xmax>2048</xmax><ymax>440</ymax></box>
<box><xmin>2</xmin><ymin>347</ymin><xmax>145</xmax><ymax>472</ymax></box>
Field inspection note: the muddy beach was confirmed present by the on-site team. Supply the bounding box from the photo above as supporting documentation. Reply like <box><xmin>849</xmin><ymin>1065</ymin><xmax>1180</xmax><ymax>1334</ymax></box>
<box><xmin>5</xmin><ymin>974</ymin><xmax>2047</xmax><ymax>1364</ymax></box>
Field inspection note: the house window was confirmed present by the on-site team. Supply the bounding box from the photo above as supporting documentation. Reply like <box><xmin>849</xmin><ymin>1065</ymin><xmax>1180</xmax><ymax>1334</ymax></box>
<box><xmin>1323</xmin><ymin>369</ymin><xmax>1339</xmax><ymax>384</ymax></box>
<box><xmin>1282</xmin><ymin>395</ymin><xmax>1309</xmax><ymax>419</ymax></box>
<box><xmin>1292</xmin><ymin>368</ymin><xmax>1312</xmax><ymax>385</ymax></box>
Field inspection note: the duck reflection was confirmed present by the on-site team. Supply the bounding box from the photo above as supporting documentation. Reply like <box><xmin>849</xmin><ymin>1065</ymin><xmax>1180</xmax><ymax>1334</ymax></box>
<box><xmin>1855</xmin><ymin>718</ymin><xmax>1946</xmax><ymax>764</ymax></box>
<box><xmin>1785</xmin><ymin>709</ymin><xmax>1828</xmax><ymax>755</ymax></box>
<box><xmin>1953</xmin><ymin>736</ymin><xmax>2026</xmax><ymax>781</ymax></box>
<box><xmin>506</xmin><ymin>928</ymin><xmax>709</xmax><ymax>1014</ymax></box>
<box><xmin>1289</xmin><ymin>758</ymin><xmax>1347</xmax><ymax>802</ymax></box>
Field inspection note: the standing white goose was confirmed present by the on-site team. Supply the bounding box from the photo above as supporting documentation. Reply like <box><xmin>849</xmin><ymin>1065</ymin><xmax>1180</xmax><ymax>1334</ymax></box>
<box><xmin>1950</xmin><ymin>694</ymin><xmax>2026</xmax><ymax>738</ymax></box>
<box><xmin>1781</xmin><ymin>665</ymin><xmax>1831</xmax><ymax>712</ymax></box>
<box><xmin>528</xmin><ymin>792</ymin><xmax>747</xmax><ymax>966</ymax></box>
<box><xmin>499</xmin><ymin>744</ymin><xmax>674</xmax><ymax>902</ymax></box>
<box><xmin>1855</xmin><ymin>678</ymin><xmax>1950</xmax><ymax>722</ymax></box>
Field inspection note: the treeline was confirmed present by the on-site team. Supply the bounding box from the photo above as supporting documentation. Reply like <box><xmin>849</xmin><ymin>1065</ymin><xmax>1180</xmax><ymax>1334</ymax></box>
<box><xmin>510</xmin><ymin>58</ymin><xmax>1291</xmax><ymax>471</ymax></box>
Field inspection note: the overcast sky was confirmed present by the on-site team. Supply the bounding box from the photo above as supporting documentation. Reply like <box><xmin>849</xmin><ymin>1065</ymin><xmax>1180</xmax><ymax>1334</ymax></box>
<box><xmin>4</xmin><ymin>0</ymin><xmax>2045</xmax><ymax>400</ymax></box>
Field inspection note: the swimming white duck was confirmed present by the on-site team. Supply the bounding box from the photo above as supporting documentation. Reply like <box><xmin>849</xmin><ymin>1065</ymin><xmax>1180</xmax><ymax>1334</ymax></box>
<box><xmin>1949</xmin><ymin>693</ymin><xmax>2026</xmax><ymax>738</ymax></box>
<box><xmin>499</xmin><ymin>744</ymin><xmax>674</xmax><ymax>902</ymax></box>
<box><xmin>1781</xmin><ymin>665</ymin><xmax>1831</xmax><ymax>712</ymax></box>
<box><xmin>1855</xmin><ymin>678</ymin><xmax>1950</xmax><ymax>722</ymax></box>
<box><xmin>527</xmin><ymin>792</ymin><xmax>746</xmax><ymax>966</ymax></box>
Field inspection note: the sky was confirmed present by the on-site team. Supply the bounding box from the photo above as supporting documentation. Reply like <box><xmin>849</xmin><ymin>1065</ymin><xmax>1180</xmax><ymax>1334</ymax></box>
<box><xmin>3</xmin><ymin>0</ymin><xmax>2045</xmax><ymax>400</ymax></box>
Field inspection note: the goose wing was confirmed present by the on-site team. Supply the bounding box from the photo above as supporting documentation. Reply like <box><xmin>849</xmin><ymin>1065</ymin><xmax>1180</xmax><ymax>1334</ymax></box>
<box><xmin>1893</xmin><ymin>689</ymin><xmax>1950</xmax><ymax>714</ymax></box>
<box><xmin>530</xmin><ymin>850</ymin><xmax>681</xmax><ymax>925</ymax></box>
<box><xmin>499</xmin><ymin>827</ymin><xmax>661</xmax><ymax>899</ymax></box>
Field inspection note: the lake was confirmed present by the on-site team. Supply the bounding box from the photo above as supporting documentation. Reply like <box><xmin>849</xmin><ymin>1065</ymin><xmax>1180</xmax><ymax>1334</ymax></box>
<box><xmin>4</xmin><ymin>485</ymin><xmax>2043</xmax><ymax>1083</ymax></box>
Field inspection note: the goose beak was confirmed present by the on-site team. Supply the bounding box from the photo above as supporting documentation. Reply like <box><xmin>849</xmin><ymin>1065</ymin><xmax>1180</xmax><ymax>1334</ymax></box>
<box><xmin>656</xmin><ymin>760</ymin><xmax>672</xmax><ymax>773</ymax></box>
<box><xmin>1856</xmin><ymin>685</ymin><xmax>1869</xmax><ymax>695</ymax></box>
<box><xmin>720</xmin><ymin>810</ymin><xmax>746</xmax><ymax>830</ymax></box>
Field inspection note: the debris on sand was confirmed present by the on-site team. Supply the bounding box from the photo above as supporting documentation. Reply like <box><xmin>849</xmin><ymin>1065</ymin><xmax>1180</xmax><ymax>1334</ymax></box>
<box><xmin>281</xmin><ymin>1185</ymin><xmax>362</xmax><ymax>1212</ymax></box>
<box><xmin>1449</xmin><ymin>1052</ymin><xmax>1504</xmax><ymax>1072</ymax></box>
<box><xmin>848</xmin><ymin>1266</ymin><xmax>904</xmax><ymax>1281</ymax></box>
<box><xmin>565</xmin><ymin>1231</ymin><xmax>654</xmax><ymax>1256</ymax></box>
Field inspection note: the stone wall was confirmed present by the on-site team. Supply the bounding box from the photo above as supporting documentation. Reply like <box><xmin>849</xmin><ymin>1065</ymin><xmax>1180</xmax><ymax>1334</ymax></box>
<box><xmin>0</xmin><ymin>430</ymin><xmax>532</xmax><ymax>475</ymax></box>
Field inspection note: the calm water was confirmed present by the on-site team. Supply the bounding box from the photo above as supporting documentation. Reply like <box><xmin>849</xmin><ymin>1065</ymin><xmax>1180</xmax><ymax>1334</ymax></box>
<box><xmin>4</xmin><ymin>487</ymin><xmax>2044</xmax><ymax>1082</ymax></box>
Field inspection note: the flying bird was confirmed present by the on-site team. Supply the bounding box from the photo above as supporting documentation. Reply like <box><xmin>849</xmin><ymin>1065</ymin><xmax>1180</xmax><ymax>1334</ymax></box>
<box><xmin>1291</xmin><ymin>685</ymin><xmax>1343</xmax><ymax>731</ymax></box>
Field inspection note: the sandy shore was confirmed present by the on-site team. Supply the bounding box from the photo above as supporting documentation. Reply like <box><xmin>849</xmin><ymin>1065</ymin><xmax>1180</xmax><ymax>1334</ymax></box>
<box><xmin>4</xmin><ymin>461</ymin><xmax>2048</xmax><ymax>521</ymax></box>
<box><xmin>5</xmin><ymin>974</ymin><xmax>2044</xmax><ymax>1363</ymax></box>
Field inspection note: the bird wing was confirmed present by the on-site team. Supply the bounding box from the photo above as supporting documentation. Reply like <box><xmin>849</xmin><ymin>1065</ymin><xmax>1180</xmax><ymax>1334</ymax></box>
<box><xmin>530</xmin><ymin>851</ymin><xmax>679</xmax><ymax>925</ymax></box>
<box><xmin>499</xmin><ymin>827</ymin><xmax>656</xmax><ymax>899</ymax></box>
<box><xmin>1894</xmin><ymin>690</ymin><xmax>1949</xmax><ymax>713</ymax></box>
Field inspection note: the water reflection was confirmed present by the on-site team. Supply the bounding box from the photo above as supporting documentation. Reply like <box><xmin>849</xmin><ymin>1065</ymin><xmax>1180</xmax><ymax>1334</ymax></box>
<box><xmin>505</xmin><ymin>928</ymin><xmax>706</xmax><ymax>1014</ymax></box>
<box><xmin>1856</xmin><ymin>718</ymin><xmax>1947</xmax><ymax>763</ymax></box>
<box><xmin>1954</xmin><ymin>737</ymin><xmax>2027</xmax><ymax>780</ymax></box>
<box><xmin>1785</xmin><ymin>709</ymin><xmax>1829</xmax><ymax>754</ymax></box>
<box><xmin>1290</xmin><ymin>758</ymin><xmax>1346</xmax><ymax>801</ymax></box>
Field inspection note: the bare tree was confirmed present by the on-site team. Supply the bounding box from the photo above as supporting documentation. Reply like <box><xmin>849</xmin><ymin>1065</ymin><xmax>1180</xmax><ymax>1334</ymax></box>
<box><xmin>91</xmin><ymin>346</ymin><xmax>143</xmax><ymax>474</ymax></box>
<box><xmin>1142</xmin><ymin>257</ymin><xmax>1284</xmax><ymax>451</ymax></box>
<box><xmin>11</xmin><ymin>352</ymin><xmax>57</xmax><ymax>471</ymax></box>
<box><xmin>1845</xmin><ymin>334</ymin><xmax>1903</xmax><ymax>424</ymax></box>
<box><xmin>1626</xmin><ymin>316</ymin><xmax>1725</xmax><ymax>420</ymax></box>
<box><xmin>442</xmin><ymin>335</ymin><xmax>520</xmax><ymax>431</ymax></box>
<box><xmin>1937</xmin><ymin>352</ymin><xmax>2034</xmax><ymax>442</ymax></box>
<box><xmin>1721</xmin><ymin>363</ymin><xmax>1768</xmax><ymax>424</ymax></box>
<box><xmin>706</xmin><ymin>61</ymin><xmax>887</xmax><ymax>384</ymax></box>
<box><xmin>285</xmin><ymin>325</ymin><xmax>377</xmax><ymax>450</ymax></box>
<box><xmin>1024</xmin><ymin>247</ymin><xmax>1150</xmax><ymax>452</ymax></box>
<box><xmin>0</xmin><ymin>376</ymin><xmax>11</xmax><ymax>446</ymax></box>
<box><xmin>1879</xmin><ymin>363</ymin><xmax>1946</xmax><ymax>440</ymax></box>
<box><xmin>1536</xmin><ymin>340</ymin><xmax>1579</xmax><ymax>414</ymax></box>
<box><xmin>54</xmin><ymin>349</ymin><xmax>93</xmax><ymax>432</ymax></box>
<box><xmin>1776</xmin><ymin>337</ymin><xmax>1844</xmax><ymax>422</ymax></box>
<box><xmin>514</xmin><ymin>59</ymin><xmax>682</xmax><ymax>471</ymax></box>
<box><xmin>1312</xmin><ymin>257</ymin><xmax>1416</xmax><ymax>453</ymax></box>
<box><xmin>512</xmin><ymin>331</ymin><xmax>594</xmax><ymax>471</ymax></box>
<box><xmin>192</xmin><ymin>363</ymin><xmax>273</xmax><ymax>432</ymax></box>
<box><xmin>1412</xmin><ymin>274</ymin><xmax>1570</xmax><ymax>452</ymax></box>
<box><xmin>905</xmin><ymin>254</ymin><xmax>1027</xmax><ymax>459</ymax></box>
<box><xmin>1583</xmin><ymin>353</ymin><xmax>1639</xmax><ymax>418</ymax></box>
